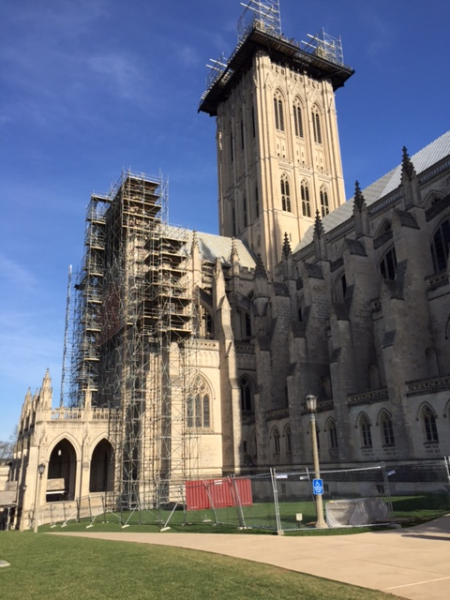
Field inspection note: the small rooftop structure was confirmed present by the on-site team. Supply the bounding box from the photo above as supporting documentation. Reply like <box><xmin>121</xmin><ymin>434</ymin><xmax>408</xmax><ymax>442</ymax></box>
<box><xmin>200</xmin><ymin>0</ymin><xmax>353</xmax><ymax>116</ymax></box>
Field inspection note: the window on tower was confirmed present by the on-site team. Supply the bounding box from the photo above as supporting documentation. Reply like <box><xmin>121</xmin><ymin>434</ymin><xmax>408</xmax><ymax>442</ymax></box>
<box><xmin>255</xmin><ymin>184</ymin><xmax>259</xmax><ymax>218</ymax></box>
<box><xmin>243</xmin><ymin>193</ymin><xmax>248</xmax><ymax>228</ymax></box>
<box><xmin>312</xmin><ymin>108</ymin><xmax>322</xmax><ymax>144</ymax></box>
<box><xmin>301</xmin><ymin>180</ymin><xmax>311</xmax><ymax>217</ymax></box>
<box><xmin>320</xmin><ymin>187</ymin><xmax>329</xmax><ymax>216</ymax></box>
<box><xmin>274</xmin><ymin>94</ymin><xmax>284</xmax><ymax>131</ymax></box>
<box><xmin>293</xmin><ymin>102</ymin><xmax>303</xmax><ymax>137</ymax></box>
<box><xmin>281</xmin><ymin>176</ymin><xmax>291</xmax><ymax>212</ymax></box>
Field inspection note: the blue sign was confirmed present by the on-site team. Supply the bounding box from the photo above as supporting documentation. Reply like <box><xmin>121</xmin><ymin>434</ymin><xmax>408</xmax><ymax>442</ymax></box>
<box><xmin>312</xmin><ymin>478</ymin><xmax>324</xmax><ymax>495</ymax></box>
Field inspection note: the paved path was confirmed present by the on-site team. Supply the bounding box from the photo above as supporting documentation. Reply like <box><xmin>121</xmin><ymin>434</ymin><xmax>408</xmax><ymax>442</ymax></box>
<box><xmin>52</xmin><ymin>515</ymin><xmax>450</xmax><ymax>600</ymax></box>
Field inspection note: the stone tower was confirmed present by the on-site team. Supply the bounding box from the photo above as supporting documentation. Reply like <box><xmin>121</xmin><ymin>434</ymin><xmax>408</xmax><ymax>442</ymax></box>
<box><xmin>199</xmin><ymin>0</ymin><xmax>353</xmax><ymax>275</ymax></box>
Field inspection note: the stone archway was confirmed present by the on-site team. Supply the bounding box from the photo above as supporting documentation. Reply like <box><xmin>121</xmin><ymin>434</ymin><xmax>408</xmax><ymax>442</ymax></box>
<box><xmin>47</xmin><ymin>439</ymin><xmax>77</xmax><ymax>501</ymax></box>
<box><xmin>89</xmin><ymin>439</ymin><xmax>113</xmax><ymax>493</ymax></box>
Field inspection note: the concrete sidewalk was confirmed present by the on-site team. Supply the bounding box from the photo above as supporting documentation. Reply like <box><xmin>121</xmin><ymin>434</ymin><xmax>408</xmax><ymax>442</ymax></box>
<box><xmin>52</xmin><ymin>515</ymin><xmax>450</xmax><ymax>600</ymax></box>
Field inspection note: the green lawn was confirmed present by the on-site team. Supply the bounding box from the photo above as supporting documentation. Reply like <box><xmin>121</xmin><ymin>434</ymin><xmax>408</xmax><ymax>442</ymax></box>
<box><xmin>390</xmin><ymin>494</ymin><xmax>449</xmax><ymax>527</ymax></box>
<box><xmin>0</xmin><ymin>532</ymin><xmax>397</xmax><ymax>600</ymax></box>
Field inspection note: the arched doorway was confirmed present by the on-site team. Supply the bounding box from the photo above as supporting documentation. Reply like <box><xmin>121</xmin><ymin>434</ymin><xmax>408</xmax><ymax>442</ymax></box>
<box><xmin>47</xmin><ymin>439</ymin><xmax>77</xmax><ymax>501</ymax></box>
<box><xmin>89</xmin><ymin>439</ymin><xmax>114</xmax><ymax>493</ymax></box>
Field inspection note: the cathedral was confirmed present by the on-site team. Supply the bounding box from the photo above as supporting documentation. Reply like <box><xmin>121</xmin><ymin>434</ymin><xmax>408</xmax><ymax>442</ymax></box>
<box><xmin>3</xmin><ymin>1</ymin><xmax>450</xmax><ymax>530</ymax></box>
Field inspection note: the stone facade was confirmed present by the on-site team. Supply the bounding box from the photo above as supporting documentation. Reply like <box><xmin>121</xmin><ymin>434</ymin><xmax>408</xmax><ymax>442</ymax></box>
<box><xmin>6</xmin><ymin>12</ymin><xmax>450</xmax><ymax>530</ymax></box>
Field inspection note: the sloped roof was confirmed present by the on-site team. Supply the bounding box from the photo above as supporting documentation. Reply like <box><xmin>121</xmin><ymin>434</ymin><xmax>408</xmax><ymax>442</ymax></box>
<box><xmin>296</xmin><ymin>131</ymin><xmax>450</xmax><ymax>251</ymax></box>
<box><xmin>168</xmin><ymin>226</ymin><xmax>256</xmax><ymax>269</ymax></box>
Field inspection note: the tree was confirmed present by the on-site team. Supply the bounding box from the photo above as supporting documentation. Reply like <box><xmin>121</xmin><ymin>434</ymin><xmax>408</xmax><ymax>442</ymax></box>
<box><xmin>0</xmin><ymin>427</ymin><xmax>17</xmax><ymax>462</ymax></box>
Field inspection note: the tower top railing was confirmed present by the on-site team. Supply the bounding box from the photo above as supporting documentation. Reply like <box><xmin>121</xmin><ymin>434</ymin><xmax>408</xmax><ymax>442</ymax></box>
<box><xmin>237</xmin><ymin>0</ymin><xmax>281</xmax><ymax>43</ymax></box>
<box><xmin>203</xmin><ymin>1</ymin><xmax>346</xmax><ymax>100</ymax></box>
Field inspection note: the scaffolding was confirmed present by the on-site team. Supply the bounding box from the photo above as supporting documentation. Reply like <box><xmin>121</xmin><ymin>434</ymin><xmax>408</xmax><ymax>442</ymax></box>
<box><xmin>237</xmin><ymin>0</ymin><xmax>282</xmax><ymax>42</ymax></box>
<box><xmin>66</xmin><ymin>172</ymin><xmax>199</xmax><ymax>512</ymax></box>
<box><xmin>202</xmin><ymin>0</ymin><xmax>347</xmax><ymax>106</ymax></box>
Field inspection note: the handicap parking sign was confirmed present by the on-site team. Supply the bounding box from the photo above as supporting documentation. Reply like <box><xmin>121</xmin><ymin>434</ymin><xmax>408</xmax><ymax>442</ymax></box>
<box><xmin>312</xmin><ymin>478</ymin><xmax>324</xmax><ymax>495</ymax></box>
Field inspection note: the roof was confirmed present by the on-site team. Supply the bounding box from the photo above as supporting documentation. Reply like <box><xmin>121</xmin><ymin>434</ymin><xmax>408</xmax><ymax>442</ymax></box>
<box><xmin>295</xmin><ymin>131</ymin><xmax>450</xmax><ymax>251</ymax></box>
<box><xmin>168</xmin><ymin>226</ymin><xmax>257</xmax><ymax>270</ymax></box>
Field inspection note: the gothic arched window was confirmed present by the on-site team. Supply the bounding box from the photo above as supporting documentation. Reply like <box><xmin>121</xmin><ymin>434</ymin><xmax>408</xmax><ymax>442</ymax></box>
<box><xmin>312</xmin><ymin>108</ymin><xmax>322</xmax><ymax>144</ymax></box>
<box><xmin>284</xmin><ymin>425</ymin><xmax>292</xmax><ymax>454</ymax></box>
<box><xmin>274</xmin><ymin>94</ymin><xmax>284</xmax><ymax>131</ymax></box>
<box><xmin>281</xmin><ymin>176</ymin><xmax>291</xmax><ymax>212</ymax></box>
<box><xmin>379</xmin><ymin>411</ymin><xmax>395</xmax><ymax>446</ymax></box>
<box><xmin>380</xmin><ymin>247</ymin><xmax>397</xmax><ymax>280</ymax></box>
<box><xmin>293</xmin><ymin>102</ymin><xmax>303</xmax><ymax>137</ymax></box>
<box><xmin>320</xmin><ymin>186</ymin><xmax>329</xmax><ymax>217</ymax></box>
<box><xmin>359</xmin><ymin>414</ymin><xmax>372</xmax><ymax>448</ymax></box>
<box><xmin>245</xmin><ymin>312</ymin><xmax>252</xmax><ymax>338</ymax></box>
<box><xmin>327</xmin><ymin>418</ymin><xmax>338</xmax><ymax>449</ymax></box>
<box><xmin>301</xmin><ymin>180</ymin><xmax>311</xmax><ymax>217</ymax></box>
<box><xmin>187</xmin><ymin>376</ymin><xmax>211</xmax><ymax>429</ymax></box>
<box><xmin>243</xmin><ymin>193</ymin><xmax>248</xmax><ymax>227</ymax></box>
<box><xmin>272</xmin><ymin>427</ymin><xmax>281</xmax><ymax>454</ymax></box>
<box><xmin>431</xmin><ymin>219</ymin><xmax>450</xmax><ymax>273</ymax></box>
<box><xmin>240</xmin><ymin>376</ymin><xmax>253</xmax><ymax>413</ymax></box>
<box><xmin>422</xmin><ymin>405</ymin><xmax>439</xmax><ymax>443</ymax></box>
<box><xmin>198</xmin><ymin>305</ymin><xmax>214</xmax><ymax>339</ymax></box>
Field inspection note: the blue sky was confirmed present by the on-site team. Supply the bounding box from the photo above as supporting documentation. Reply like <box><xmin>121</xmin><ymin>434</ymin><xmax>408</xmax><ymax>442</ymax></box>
<box><xmin>1</xmin><ymin>0</ymin><xmax>449</xmax><ymax>440</ymax></box>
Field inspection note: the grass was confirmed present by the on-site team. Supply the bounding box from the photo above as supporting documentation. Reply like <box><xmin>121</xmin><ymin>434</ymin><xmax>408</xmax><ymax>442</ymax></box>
<box><xmin>0</xmin><ymin>532</ymin><xmax>397</xmax><ymax>600</ymax></box>
<box><xmin>390</xmin><ymin>494</ymin><xmax>449</xmax><ymax>527</ymax></box>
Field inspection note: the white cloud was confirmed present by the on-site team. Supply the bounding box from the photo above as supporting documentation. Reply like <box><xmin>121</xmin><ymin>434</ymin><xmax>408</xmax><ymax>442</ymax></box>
<box><xmin>177</xmin><ymin>45</ymin><xmax>201</xmax><ymax>68</ymax></box>
<box><xmin>88</xmin><ymin>53</ymin><xmax>146</xmax><ymax>101</ymax></box>
<box><xmin>0</xmin><ymin>254</ymin><xmax>38</xmax><ymax>293</ymax></box>
<box><xmin>358</xmin><ymin>8</ymin><xmax>393</xmax><ymax>67</ymax></box>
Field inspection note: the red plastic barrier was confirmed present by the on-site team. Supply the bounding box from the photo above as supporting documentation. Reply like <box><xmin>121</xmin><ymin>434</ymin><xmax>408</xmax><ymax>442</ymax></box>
<box><xmin>185</xmin><ymin>478</ymin><xmax>253</xmax><ymax>511</ymax></box>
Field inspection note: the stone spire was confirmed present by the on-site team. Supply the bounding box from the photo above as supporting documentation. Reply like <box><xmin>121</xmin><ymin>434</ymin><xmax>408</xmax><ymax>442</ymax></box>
<box><xmin>281</xmin><ymin>232</ymin><xmax>294</xmax><ymax>280</ymax></box>
<box><xmin>282</xmin><ymin>232</ymin><xmax>291</xmax><ymax>258</ymax></box>
<box><xmin>353</xmin><ymin>181</ymin><xmax>364</xmax><ymax>212</ymax></box>
<box><xmin>38</xmin><ymin>368</ymin><xmax>53</xmax><ymax>410</ymax></box>
<box><xmin>401</xmin><ymin>146</ymin><xmax>416</xmax><ymax>181</ymax></box>
<box><xmin>401</xmin><ymin>146</ymin><xmax>422</xmax><ymax>207</ymax></box>
<box><xmin>353</xmin><ymin>181</ymin><xmax>370</xmax><ymax>238</ymax></box>
<box><xmin>314</xmin><ymin>210</ymin><xmax>324</xmax><ymax>238</ymax></box>
<box><xmin>313</xmin><ymin>210</ymin><xmax>327</xmax><ymax>261</ymax></box>
<box><xmin>253</xmin><ymin>253</ymin><xmax>269</xmax><ymax>318</ymax></box>
<box><xmin>230</xmin><ymin>237</ymin><xmax>240</xmax><ymax>276</ymax></box>
<box><xmin>254</xmin><ymin>253</ymin><xmax>268</xmax><ymax>279</ymax></box>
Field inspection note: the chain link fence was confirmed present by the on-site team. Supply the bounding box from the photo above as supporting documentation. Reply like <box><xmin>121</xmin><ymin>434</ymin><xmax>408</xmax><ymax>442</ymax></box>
<box><xmin>32</xmin><ymin>458</ymin><xmax>450</xmax><ymax>532</ymax></box>
<box><xmin>385</xmin><ymin>458</ymin><xmax>450</xmax><ymax>525</ymax></box>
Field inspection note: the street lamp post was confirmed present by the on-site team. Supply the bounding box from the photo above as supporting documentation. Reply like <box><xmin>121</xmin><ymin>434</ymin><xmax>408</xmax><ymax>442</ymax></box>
<box><xmin>33</xmin><ymin>463</ymin><xmax>46</xmax><ymax>534</ymax></box>
<box><xmin>306</xmin><ymin>394</ymin><xmax>328</xmax><ymax>529</ymax></box>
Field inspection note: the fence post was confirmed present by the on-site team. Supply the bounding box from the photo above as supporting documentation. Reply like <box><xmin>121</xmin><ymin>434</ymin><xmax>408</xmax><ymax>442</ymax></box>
<box><xmin>444</xmin><ymin>457</ymin><xmax>450</xmax><ymax>512</ymax></box>
<box><xmin>230</xmin><ymin>477</ymin><xmax>246</xmax><ymax>528</ymax></box>
<box><xmin>203</xmin><ymin>482</ymin><xmax>219</xmax><ymax>524</ymax></box>
<box><xmin>381</xmin><ymin>462</ymin><xmax>395</xmax><ymax>525</ymax></box>
<box><xmin>101</xmin><ymin>494</ymin><xmax>107</xmax><ymax>523</ymax></box>
<box><xmin>444</xmin><ymin>456</ymin><xmax>450</xmax><ymax>485</ymax></box>
<box><xmin>270</xmin><ymin>468</ymin><xmax>284</xmax><ymax>535</ymax></box>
